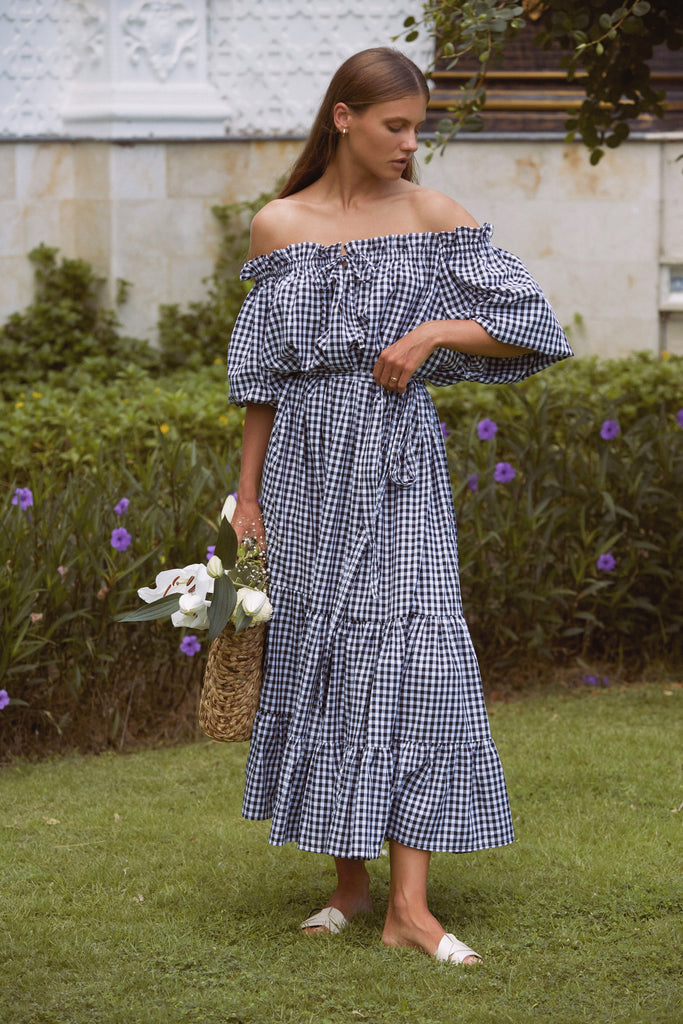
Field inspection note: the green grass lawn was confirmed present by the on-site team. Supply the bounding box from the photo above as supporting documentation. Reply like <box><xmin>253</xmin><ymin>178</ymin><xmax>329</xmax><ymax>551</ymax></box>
<box><xmin>1</xmin><ymin>684</ymin><xmax>681</xmax><ymax>1024</ymax></box>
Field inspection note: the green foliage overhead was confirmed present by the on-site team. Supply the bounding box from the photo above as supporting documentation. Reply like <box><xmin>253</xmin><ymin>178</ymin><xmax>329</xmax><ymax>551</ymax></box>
<box><xmin>402</xmin><ymin>0</ymin><xmax>683</xmax><ymax>164</ymax></box>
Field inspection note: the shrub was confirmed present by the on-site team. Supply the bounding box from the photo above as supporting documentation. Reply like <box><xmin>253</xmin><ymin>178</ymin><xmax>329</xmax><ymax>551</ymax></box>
<box><xmin>0</xmin><ymin>246</ymin><xmax>159</xmax><ymax>396</ymax></box>
<box><xmin>0</xmin><ymin>192</ymin><xmax>274</xmax><ymax>396</ymax></box>
<box><xmin>1</xmin><ymin>204</ymin><xmax>681</xmax><ymax>755</ymax></box>
<box><xmin>2</xmin><ymin>353</ymin><xmax>682</xmax><ymax>758</ymax></box>
<box><xmin>431</xmin><ymin>353</ymin><xmax>683</xmax><ymax>672</ymax></box>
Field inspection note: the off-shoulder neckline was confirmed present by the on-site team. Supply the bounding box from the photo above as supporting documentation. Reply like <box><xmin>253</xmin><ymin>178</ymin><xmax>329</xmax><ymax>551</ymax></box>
<box><xmin>247</xmin><ymin>223</ymin><xmax>493</xmax><ymax>262</ymax></box>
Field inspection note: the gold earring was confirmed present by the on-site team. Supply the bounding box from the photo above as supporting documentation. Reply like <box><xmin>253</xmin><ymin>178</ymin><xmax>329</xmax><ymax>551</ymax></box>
<box><xmin>341</xmin><ymin>128</ymin><xmax>348</xmax><ymax>136</ymax></box>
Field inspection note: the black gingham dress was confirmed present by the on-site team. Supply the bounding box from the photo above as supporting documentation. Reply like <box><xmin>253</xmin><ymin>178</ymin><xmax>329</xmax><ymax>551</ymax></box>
<box><xmin>228</xmin><ymin>225</ymin><xmax>572</xmax><ymax>859</ymax></box>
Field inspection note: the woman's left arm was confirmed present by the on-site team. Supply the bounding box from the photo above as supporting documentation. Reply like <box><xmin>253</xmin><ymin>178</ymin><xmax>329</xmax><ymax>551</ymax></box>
<box><xmin>373</xmin><ymin>320</ymin><xmax>531</xmax><ymax>394</ymax></box>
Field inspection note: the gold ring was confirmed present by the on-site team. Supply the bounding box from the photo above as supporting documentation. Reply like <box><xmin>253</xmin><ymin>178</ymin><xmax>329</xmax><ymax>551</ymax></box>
<box><xmin>389</xmin><ymin>376</ymin><xmax>398</xmax><ymax>383</ymax></box>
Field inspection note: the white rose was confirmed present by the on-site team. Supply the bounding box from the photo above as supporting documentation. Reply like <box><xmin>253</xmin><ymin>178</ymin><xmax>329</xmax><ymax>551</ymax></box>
<box><xmin>236</xmin><ymin>587</ymin><xmax>272</xmax><ymax>624</ymax></box>
<box><xmin>206</xmin><ymin>555</ymin><xmax>224</xmax><ymax>578</ymax></box>
<box><xmin>173</xmin><ymin>589</ymin><xmax>210</xmax><ymax>630</ymax></box>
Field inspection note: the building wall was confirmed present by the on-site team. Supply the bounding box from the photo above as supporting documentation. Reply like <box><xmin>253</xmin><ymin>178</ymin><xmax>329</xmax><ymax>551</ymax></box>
<box><xmin>2</xmin><ymin>136</ymin><xmax>682</xmax><ymax>354</ymax></box>
<box><xmin>1</xmin><ymin>1</ymin><xmax>682</xmax><ymax>355</ymax></box>
<box><xmin>424</xmin><ymin>138</ymin><xmax>683</xmax><ymax>357</ymax></box>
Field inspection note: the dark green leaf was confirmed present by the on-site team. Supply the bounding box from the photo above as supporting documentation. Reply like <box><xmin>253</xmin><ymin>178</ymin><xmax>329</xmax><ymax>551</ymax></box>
<box><xmin>208</xmin><ymin>573</ymin><xmax>237</xmax><ymax>642</ymax></box>
<box><xmin>621</xmin><ymin>16</ymin><xmax>644</xmax><ymax>35</ymax></box>
<box><xmin>233</xmin><ymin>604</ymin><xmax>253</xmax><ymax>633</ymax></box>
<box><xmin>214</xmin><ymin>515</ymin><xmax>238</xmax><ymax>567</ymax></box>
<box><xmin>115</xmin><ymin>593</ymin><xmax>181</xmax><ymax>622</ymax></box>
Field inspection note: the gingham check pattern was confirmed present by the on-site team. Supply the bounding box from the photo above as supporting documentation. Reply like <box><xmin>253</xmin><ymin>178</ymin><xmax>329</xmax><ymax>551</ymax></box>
<box><xmin>228</xmin><ymin>226</ymin><xmax>572</xmax><ymax>859</ymax></box>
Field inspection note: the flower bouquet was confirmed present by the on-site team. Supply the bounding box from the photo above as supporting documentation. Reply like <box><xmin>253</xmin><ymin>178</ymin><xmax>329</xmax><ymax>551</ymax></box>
<box><xmin>116</xmin><ymin>495</ymin><xmax>271</xmax><ymax>742</ymax></box>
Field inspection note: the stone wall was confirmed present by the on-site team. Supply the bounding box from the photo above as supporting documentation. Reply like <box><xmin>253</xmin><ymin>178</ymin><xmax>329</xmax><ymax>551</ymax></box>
<box><xmin>2</xmin><ymin>136</ymin><xmax>682</xmax><ymax>355</ymax></box>
<box><xmin>1</xmin><ymin>0</ymin><xmax>682</xmax><ymax>355</ymax></box>
<box><xmin>424</xmin><ymin>138</ymin><xmax>683</xmax><ymax>357</ymax></box>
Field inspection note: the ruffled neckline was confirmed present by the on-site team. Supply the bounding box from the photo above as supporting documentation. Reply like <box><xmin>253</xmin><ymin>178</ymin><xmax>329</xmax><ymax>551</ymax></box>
<box><xmin>241</xmin><ymin>223</ymin><xmax>494</xmax><ymax>281</ymax></box>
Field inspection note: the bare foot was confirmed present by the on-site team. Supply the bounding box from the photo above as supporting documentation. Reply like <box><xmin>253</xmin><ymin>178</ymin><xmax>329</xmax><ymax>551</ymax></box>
<box><xmin>303</xmin><ymin>868</ymin><xmax>373</xmax><ymax>934</ymax></box>
<box><xmin>382</xmin><ymin>904</ymin><xmax>479</xmax><ymax>965</ymax></box>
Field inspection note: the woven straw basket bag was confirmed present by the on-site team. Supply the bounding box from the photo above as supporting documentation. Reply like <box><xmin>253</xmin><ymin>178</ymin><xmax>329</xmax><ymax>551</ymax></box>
<box><xmin>199</xmin><ymin>621</ymin><xmax>266</xmax><ymax>742</ymax></box>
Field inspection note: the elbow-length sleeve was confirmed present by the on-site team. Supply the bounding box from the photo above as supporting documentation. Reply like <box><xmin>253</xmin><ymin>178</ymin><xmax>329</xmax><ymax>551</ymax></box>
<box><xmin>227</xmin><ymin>260</ymin><xmax>285</xmax><ymax>407</ymax></box>
<box><xmin>423</xmin><ymin>224</ymin><xmax>573</xmax><ymax>387</ymax></box>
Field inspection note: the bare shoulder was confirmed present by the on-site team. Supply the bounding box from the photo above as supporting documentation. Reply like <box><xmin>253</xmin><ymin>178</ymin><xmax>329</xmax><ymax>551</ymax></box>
<box><xmin>408</xmin><ymin>187</ymin><xmax>479</xmax><ymax>231</ymax></box>
<box><xmin>248</xmin><ymin>198</ymin><xmax>303</xmax><ymax>258</ymax></box>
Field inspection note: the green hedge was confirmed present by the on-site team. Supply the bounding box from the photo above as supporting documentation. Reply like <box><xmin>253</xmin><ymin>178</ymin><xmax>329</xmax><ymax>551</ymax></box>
<box><xmin>2</xmin><ymin>354</ymin><xmax>682</xmax><ymax>757</ymax></box>
<box><xmin>431</xmin><ymin>353</ymin><xmax>683</xmax><ymax>668</ymax></box>
<box><xmin>1</xmin><ymin>216</ymin><xmax>681</xmax><ymax>755</ymax></box>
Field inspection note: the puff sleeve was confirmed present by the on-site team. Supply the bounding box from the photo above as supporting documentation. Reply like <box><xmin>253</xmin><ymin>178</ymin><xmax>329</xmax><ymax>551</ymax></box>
<box><xmin>227</xmin><ymin>261</ymin><xmax>285</xmax><ymax>407</ymax></box>
<box><xmin>423</xmin><ymin>224</ymin><xmax>573</xmax><ymax>387</ymax></box>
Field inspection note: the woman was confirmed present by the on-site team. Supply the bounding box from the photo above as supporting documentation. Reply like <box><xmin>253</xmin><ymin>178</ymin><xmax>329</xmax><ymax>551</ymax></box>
<box><xmin>227</xmin><ymin>47</ymin><xmax>572</xmax><ymax>965</ymax></box>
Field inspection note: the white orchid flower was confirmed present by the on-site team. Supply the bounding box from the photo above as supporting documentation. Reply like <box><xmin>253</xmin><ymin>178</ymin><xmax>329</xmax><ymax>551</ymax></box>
<box><xmin>222</xmin><ymin>494</ymin><xmax>237</xmax><ymax>522</ymax></box>
<box><xmin>138</xmin><ymin>563</ymin><xmax>209</xmax><ymax>603</ymax></box>
<box><xmin>235</xmin><ymin>587</ymin><xmax>272</xmax><ymax>625</ymax></box>
<box><xmin>138</xmin><ymin>563</ymin><xmax>213</xmax><ymax>630</ymax></box>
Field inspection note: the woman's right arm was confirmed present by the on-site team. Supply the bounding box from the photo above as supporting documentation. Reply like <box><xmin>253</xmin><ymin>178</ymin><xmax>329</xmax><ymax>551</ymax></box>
<box><xmin>232</xmin><ymin>402</ymin><xmax>276</xmax><ymax>549</ymax></box>
<box><xmin>230</xmin><ymin>205</ymin><xmax>292</xmax><ymax>546</ymax></box>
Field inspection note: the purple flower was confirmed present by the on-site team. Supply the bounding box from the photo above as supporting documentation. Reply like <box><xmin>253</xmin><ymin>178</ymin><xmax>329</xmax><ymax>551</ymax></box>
<box><xmin>114</xmin><ymin>497</ymin><xmax>130</xmax><ymax>516</ymax></box>
<box><xmin>494</xmin><ymin>462</ymin><xmax>516</xmax><ymax>483</ymax></box>
<box><xmin>477</xmin><ymin>418</ymin><xmax>498</xmax><ymax>441</ymax></box>
<box><xmin>179</xmin><ymin>635</ymin><xmax>201</xmax><ymax>656</ymax></box>
<box><xmin>206</xmin><ymin>545</ymin><xmax>216</xmax><ymax>561</ymax></box>
<box><xmin>110</xmin><ymin>527</ymin><xmax>132</xmax><ymax>552</ymax></box>
<box><xmin>440</xmin><ymin>421</ymin><xmax>450</xmax><ymax>439</ymax></box>
<box><xmin>677</xmin><ymin>409</ymin><xmax>683</xmax><ymax>429</ymax></box>
<box><xmin>0</xmin><ymin>690</ymin><xmax>9</xmax><ymax>710</ymax></box>
<box><xmin>596</xmin><ymin>552</ymin><xmax>616</xmax><ymax>572</ymax></box>
<box><xmin>467</xmin><ymin>475</ymin><xmax>479</xmax><ymax>492</ymax></box>
<box><xmin>602</xmin><ymin>677</ymin><xmax>611</xmax><ymax>687</ymax></box>
<box><xmin>11</xmin><ymin>487</ymin><xmax>34</xmax><ymax>511</ymax></box>
<box><xmin>600</xmin><ymin>420</ymin><xmax>619</xmax><ymax>440</ymax></box>
<box><xmin>583</xmin><ymin>674</ymin><xmax>598</xmax><ymax>686</ymax></box>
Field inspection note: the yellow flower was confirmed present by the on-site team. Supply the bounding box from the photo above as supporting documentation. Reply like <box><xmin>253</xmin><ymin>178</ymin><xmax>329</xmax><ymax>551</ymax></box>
<box><xmin>661</xmin><ymin>350</ymin><xmax>670</xmax><ymax>362</ymax></box>
<box><xmin>214</xmin><ymin>357</ymin><xmax>223</xmax><ymax>365</ymax></box>
<box><xmin>219</xmin><ymin>415</ymin><xmax>228</xmax><ymax>424</ymax></box>
<box><xmin>15</xmin><ymin>401</ymin><xmax>24</xmax><ymax>408</ymax></box>
<box><xmin>32</xmin><ymin>391</ymin><xmax>43</xmax><ymax>399</ymax></box>
<box><xmin>160</xmin><ymin>423</ymin><xmax>170</xmax><ymax>434</ymax></box>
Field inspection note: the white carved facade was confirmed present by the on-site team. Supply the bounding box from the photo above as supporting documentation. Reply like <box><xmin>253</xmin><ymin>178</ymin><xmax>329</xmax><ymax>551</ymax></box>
<box><xmin>0</xmin><ymin>1</ymin><xmax>681</xmax><ymax>354</ymax></box>
<box><xmin>0</xmin><ymin>0</ymin><xmax>431</xmax><ymax>138</ymax></box>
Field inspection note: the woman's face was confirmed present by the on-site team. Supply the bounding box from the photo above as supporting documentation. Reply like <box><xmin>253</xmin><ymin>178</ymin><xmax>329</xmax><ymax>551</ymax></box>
<box><xmin>335</xmin><ymin>93</ymin><xmax>427</xmax><ymax>179</ymax></box>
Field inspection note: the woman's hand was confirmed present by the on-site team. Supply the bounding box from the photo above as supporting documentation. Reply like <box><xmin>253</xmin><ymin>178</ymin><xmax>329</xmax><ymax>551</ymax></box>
<box><xmin>373</xmin><ymin>323</ymin><xmax>436</xmax><ymax>394</ymax></box>
<box><xmin>373</xmin><ymin>320</ymin><xmax>530</xmax><ymax>393</ymax></box>
<box><xmin>231</xmin><ymin>497</ymin><xmax>266</xmax><ymax>553</ymax></box>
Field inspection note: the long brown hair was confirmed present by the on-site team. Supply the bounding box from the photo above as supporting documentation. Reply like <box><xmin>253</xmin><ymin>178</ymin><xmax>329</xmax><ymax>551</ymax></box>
<box><xmin>278</xmin><ymin>48</ymin><xmax>429</xmax><ymax>198</ymax></box>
